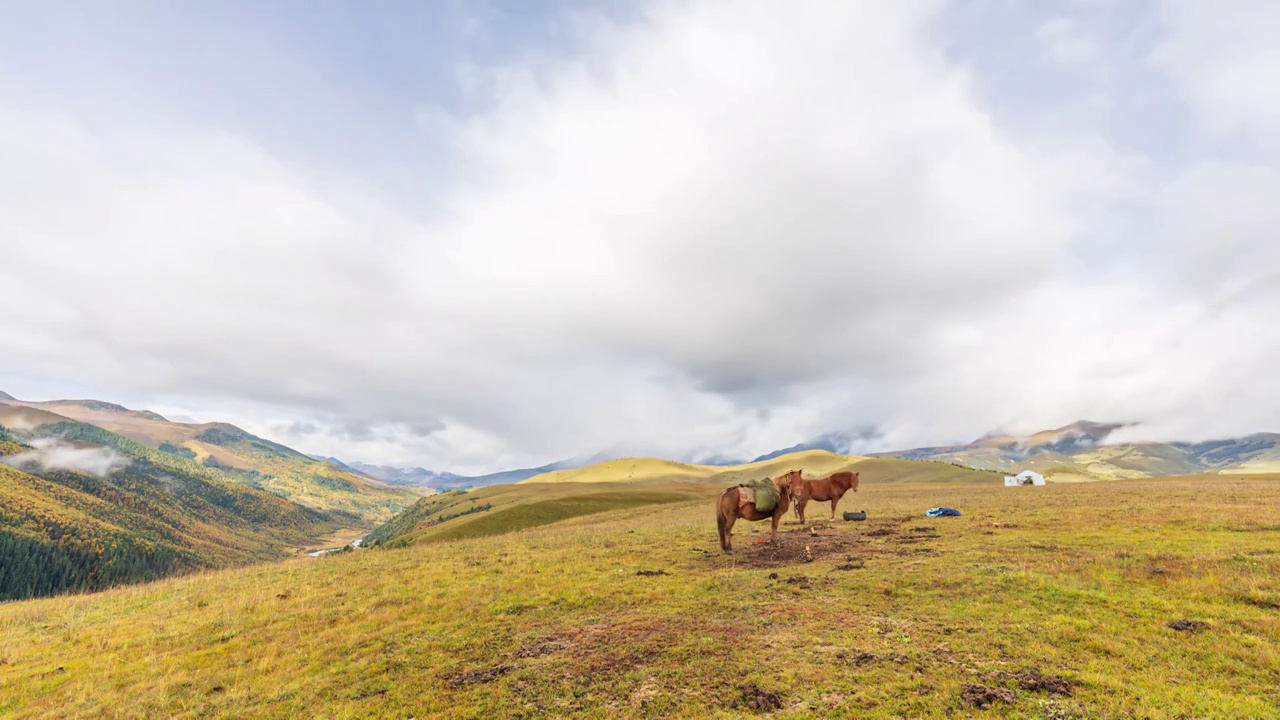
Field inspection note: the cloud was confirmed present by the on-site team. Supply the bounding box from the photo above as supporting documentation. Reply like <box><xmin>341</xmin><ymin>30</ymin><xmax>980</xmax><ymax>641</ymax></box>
<box><xmin>2</xmin><ymin>438</ymin><xmax>132</xmax><ymax>477</ymax></box>
<box><xmin>0</xmin><ymin>1</ymin><xmax>1278</xmax><ymax>472</ymax></box>
<box><xmin>1037</xmin><ymin>17</ymin><xmax>1099</xmax><ymax>65</ymax></box>
<box><xmin>1149</xmin><ymin>0</ymin><xmax>1280</xmax><ymax>152</ymax></box>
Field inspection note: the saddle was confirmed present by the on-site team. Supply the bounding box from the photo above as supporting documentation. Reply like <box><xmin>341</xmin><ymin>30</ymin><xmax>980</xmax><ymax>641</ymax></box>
<box><xmin>737</xmin><ymin>478</ymin><xmax>778</xmax><ymax>513</ymax></box>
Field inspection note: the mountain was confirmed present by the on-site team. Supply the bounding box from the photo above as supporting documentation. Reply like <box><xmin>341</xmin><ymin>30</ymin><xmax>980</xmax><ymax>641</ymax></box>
<box><xmin>0</xmin><ymin>392</ymin><xmax>415</xmax><ymax>601</ymax></box>
<box><xmin>335</xmin><ymin>451</ymin><xmax>617</xmax><ymax>490</ymax></box>
<box><xmin>337</xmin><ymin>461</ymin><xmax>457</xmax><ymax>487</ymax></box>
<box><xmin>873</xmin><ymin>420</ymin><xmax>1280</xmax><ymax>479</ymax></box>
<box><xmin>0</xmin><ymin>394</ymin><xmax>412</xmax><ymax>518</ymax></box>
<box><xmin>748</xmin><ymin>429</ymin><xmax>878</xmax><ymax>463</ymax></box>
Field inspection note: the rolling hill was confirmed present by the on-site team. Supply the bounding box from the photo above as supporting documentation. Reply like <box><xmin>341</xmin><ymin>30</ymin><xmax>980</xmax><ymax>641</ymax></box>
<box><xmin>0</xmin><ymin>393</ymin><xmax>415</xmax><ymax>601</ymax></box>
<box><xmin>874</xmin><ymin>420</ymin><xmax>1280</xmax><ymax>479</ymax></box>
<box><xmin>365</xmin><ymin>450</ymin><xmax>1001</xmax><ymax>548</ymax></box>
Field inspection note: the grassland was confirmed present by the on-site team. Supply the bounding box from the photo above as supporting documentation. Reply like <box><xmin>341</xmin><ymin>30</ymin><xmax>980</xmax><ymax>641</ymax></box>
<box><xmin>369</xmin><ymin>454</ymin><xmax>999</xmax><ymax>548</ymax></box>
<box><xmin>3</xmin><ymin>471</ymin><xmax>1278</xmax><ymax>719</ymax></box>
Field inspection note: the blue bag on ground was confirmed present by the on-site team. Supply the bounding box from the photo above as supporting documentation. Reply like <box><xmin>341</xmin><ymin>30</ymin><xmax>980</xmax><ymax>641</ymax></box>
<box><xmin>926</xmin><ymin>507</ymin><xmax>961</xmax><ymax>517</ymax></box>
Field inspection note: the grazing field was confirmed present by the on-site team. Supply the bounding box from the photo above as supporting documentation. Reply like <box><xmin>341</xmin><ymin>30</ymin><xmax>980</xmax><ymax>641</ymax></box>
<box><xmin>369</xmin><ymin>453</ymin><xmax>1000</xmax><ymax>548</ymax></box>
<box><xmin>2</xmin><ymin>475</ymin><xmax>1279</xmax><ymax>719</ymax></box>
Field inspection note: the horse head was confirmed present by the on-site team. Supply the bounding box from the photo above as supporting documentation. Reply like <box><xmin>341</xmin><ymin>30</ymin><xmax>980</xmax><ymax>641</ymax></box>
<box><xmin>848</xmin><ymin>471</ymin><xmax>860</xmax><ymax>492</ymax></box>
<box><xmin>776</xmin><ymin>469</ymin><xmax>804</xmax><ymax>498</ymax></box>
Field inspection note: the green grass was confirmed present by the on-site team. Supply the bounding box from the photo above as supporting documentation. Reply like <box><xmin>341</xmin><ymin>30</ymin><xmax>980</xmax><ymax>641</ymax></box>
<box><xmin>369</xmin><ymin>456</ymin><xmax>999</xmax><ymax>549</ymax></box>
<box><xmin>2</xmin><ymin>475</ymin><xmax>1279</xmax><ymax>718</ymax></box>
<box><xmin>426</xmin><ymin>490</ymin><xmax>695</xmax><ymax>543</ymax></box>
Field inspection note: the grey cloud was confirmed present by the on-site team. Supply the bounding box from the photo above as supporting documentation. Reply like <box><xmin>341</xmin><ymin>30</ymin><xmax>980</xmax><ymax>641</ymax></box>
<box><xmin>1</xmin><ymin>1</ymin><xmax>1279</xmax><ymax>471</ymax></box>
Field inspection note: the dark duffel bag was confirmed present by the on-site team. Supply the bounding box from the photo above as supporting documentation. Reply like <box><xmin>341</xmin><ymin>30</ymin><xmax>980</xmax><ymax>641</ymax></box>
<box><xmin>843</xmin><ymin>511</ymin><xmax>866</xmax><ymax>521</ymax></box>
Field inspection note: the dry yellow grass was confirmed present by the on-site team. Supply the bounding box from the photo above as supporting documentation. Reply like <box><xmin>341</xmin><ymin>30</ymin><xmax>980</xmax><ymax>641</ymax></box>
<box><xmin>2</xmin><ymin>473</ymin><xmax>1278</xmax><ymax>718</ymax></box>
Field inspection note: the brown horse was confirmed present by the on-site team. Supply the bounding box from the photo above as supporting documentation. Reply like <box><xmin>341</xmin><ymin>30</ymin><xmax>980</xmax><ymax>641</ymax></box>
<box><xmin>791</xmin><ymin>470</ymin><xmax>860</xmax><ymax>523</ymax></box>
<box><xmin>715</xmin><ymin>470</ymin><xmax>802</xmax><ymax>554</ymax></box>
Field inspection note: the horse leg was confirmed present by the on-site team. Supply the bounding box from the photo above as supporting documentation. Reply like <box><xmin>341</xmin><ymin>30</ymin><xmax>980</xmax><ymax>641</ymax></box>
<box><xmin>716</xmin><ymin>496</ymin><xmax>729</xmax><ymax>552</ymax></box>
<box><xmin>829</xmin><ymin>497</ymin><xmax>838</xmax><ymax>521</ymax></box>
<box><xmin>796</xmin><ymin>497</ymin><xmax>807</xmax><ymax>524</ymax></box>
<box><xmin>770</xmin><ymin>511</ymin><xmax>780</xmax><ymax>544</ymax></box>
<box><xmin>722</xmin><ymin>512</ymin><xmax>737</xmax><ymax>554</ymax></box>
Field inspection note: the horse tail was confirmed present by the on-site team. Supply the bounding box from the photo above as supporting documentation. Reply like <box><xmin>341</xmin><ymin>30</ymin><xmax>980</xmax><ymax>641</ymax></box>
<box><xmin>716</xmin><ymin>489</ymin><xmax>731</xmax><ymax>552</ymax></box>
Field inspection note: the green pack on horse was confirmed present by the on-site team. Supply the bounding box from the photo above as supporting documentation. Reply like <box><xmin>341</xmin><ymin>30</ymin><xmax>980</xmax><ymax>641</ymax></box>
<box><xmin>715</xmin><ymin>470</ymin><xmax>802</xmax><ymax>554</ymax></box>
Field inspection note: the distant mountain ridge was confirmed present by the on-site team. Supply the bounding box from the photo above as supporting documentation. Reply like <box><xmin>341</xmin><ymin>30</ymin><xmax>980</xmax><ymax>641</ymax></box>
<box><xmin>329</xmin><ymin>452</ymin><xmax>617</xmax><ymax>490</ymax></box>
<box><xmin>872</xmin><ymin>420</ymin><xmax>1280</xmax><ymax>478</ymax></box>
<box><xmin>335</xmin><ymin>419</ymin><xmax>1280</xmax><ymax>489</ymax></box>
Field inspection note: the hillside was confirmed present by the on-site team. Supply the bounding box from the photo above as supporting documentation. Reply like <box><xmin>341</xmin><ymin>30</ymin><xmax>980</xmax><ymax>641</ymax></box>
<box><xmin>0</xmin><ymin>395</ymin><xmax>413</xmax><ymax>519</ymax></box>
<box><xmin>876</xmin><ymin>421</ymin><xmax>1280</xmax><ymax>479</ymax></box>
<box><xmin>367</xmin><ymin>452</ymin><xmax>999</xmax><ymax>548</ymax></box>
<box><xmin>0</xmin><ymin>425</ymin><xmax>344</xmax><ymax>601</ymax></box>
<box><xmin>0</xmin><ymin>395</ymin><xmax>415</xmax><ymax>601</ymax></box>
<box><xmin>3</xmin><ymin>473</ymin><xmax>1277</xmax><ymax>718</ymax></box>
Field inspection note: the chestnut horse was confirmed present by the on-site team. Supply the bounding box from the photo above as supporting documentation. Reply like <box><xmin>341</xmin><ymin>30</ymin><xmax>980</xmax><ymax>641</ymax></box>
<box><xmin>715</xmin><ymin>470</ymin><xmax>802</xmax><ymax>554</ymax></box>
<box><xmin>791</xmin><ymin>470</ymin><xmax>860</xmax><ymax>523</ymax></box>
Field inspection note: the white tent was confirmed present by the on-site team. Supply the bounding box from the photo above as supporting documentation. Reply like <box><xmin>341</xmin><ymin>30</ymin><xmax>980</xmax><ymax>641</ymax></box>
<box><xmin>1003</xmin><ymin>470</ymin><xmax>1045</xmax><ymax>486</ymax></box>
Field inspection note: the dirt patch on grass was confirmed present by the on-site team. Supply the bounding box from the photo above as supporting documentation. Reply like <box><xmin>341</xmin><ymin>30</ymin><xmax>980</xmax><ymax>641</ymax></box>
<box><xmin>728</xmin><ymin>529</ymin><xmax>867</xmax><ymax>569</ymax></box>
<box><xmin>517</xmin><ymin>617</ymin><xmax>745</xmax><ymax>679</ymax></box>
<box><xmin>736</xmin><ymin>683</ymin><xmax>783</xmax><ymax>712</ymax></box>
<box><xmin>1168</xmin><ymin>619</ymin><xmax>1209</xmax><ymax>633</ymax></box>
<box><xmin>723</xmin><ymin>518</ymin><xmax>930</xmax><ymax>569</ymax></box>
<box><xmin>1016</xmin><ymin>667</ymin><xmax>1079</xmax><ymax>695</ymax></box>
<box><xmin>447</xmin><ymin>664</ymin><xmax>512</xmax><ymax>688</ymax></box>
<box><xmin>717</xmin><ymin>516</ymin><xmax>948</xmax><ymax>569</ymax></box>
<box><xmin>962</xmin><ymin>683</ymin><xmax>1014</xmax><ymax>709</ymax></box>
<box><xmin>512</xmin><ymin>635</ymin><xmax>575</xmax><ymax>659</ymax></box>
<box><xmin>635</xmin><ymin>569</ymin><xmax>670</xmax><ymax>577</ymax></box>
<box><xmin>841</xmin><ymin>650</ymin><xmax>909</xmax><ymax>666</ymax></box>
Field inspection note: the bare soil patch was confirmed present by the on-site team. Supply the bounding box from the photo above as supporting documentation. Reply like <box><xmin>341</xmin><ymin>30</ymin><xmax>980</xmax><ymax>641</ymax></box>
<box><xmin>513</xmin><ymin>617</ymin><xmax>746</xmax><ymax>681</ymax></box>
<box><xmin>1016</xmin><ymin>667</ymin><xmax>1079</xmax><ymax>695</ymax></box>
<box><xmin>724</xmin><ymin>517</ymin><xmax>933</xmax><ymax>569</ymax></box>
<box><xmin>736</xmin><ymin>683</ymin><xmax>783</xmax><ymax>712</ymax></box>
<box><xmin>447</xmin><ymin>664</ymin><xmax>512</xmax><ymax>688</ymax></box>
<box><xmin>1168</xmin><ymin>619</ymin><xmax>1209</xmax><ymax>633</ymax></box>
<box><xmin>962</xmin><ymin>683</ymin><xmax>1014</xmax><ymax>709</ymax></box>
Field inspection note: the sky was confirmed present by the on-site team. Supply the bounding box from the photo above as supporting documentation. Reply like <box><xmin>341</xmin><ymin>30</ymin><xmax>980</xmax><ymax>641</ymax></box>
<box><xmin>2</xmin><ymin>0</ymin><xmax>1278</xmax><ymax>474</ymax></box>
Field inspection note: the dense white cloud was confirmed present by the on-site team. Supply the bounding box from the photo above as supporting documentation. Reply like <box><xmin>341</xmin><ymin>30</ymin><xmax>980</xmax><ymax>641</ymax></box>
<box><xmin>1</xmin><ymin>438</ymin><xmax>131</xmax><ymax>478</ymax></box>
<box><xmin>1</xmin><ymin>0</ymin><xmax>1278</xmax><ymax>472</ymax></box>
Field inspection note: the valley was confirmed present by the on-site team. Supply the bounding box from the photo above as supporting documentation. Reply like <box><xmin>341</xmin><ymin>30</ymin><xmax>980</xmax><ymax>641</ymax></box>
<box><xmin>0</xmin><ymin>394</ymin><xmax>415</xmax><ymax>601</ymax></box>
<box><xmin>3</xmin><ymin>393</ymin><xmax>1279</xmax><ymax>718</ymax></box>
